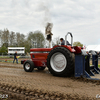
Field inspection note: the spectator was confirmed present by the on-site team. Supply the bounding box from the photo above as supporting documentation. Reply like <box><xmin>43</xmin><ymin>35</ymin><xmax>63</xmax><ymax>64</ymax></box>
<box><xmin>13</xmin><ymin>51</ymin><xmax>18</xmax><ymax>64</ymax></box>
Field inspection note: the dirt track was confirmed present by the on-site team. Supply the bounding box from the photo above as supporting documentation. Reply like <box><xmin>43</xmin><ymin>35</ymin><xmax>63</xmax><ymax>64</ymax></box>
<box><xmin>0</xmin><ymin>62</ymin><xmax>100</xmax><ymax>100</ymax></box>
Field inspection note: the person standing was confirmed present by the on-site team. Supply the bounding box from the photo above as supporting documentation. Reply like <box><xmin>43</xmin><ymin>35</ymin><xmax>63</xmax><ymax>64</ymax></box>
<box><xmin>13</xmin><ymin>51</ymin><xmax>18</xmax><ymax>64</ymax></box>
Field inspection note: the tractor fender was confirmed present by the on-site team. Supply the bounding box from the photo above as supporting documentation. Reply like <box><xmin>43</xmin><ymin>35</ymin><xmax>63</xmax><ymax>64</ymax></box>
<box><xmin>73</xmin><ymin>46</ymin><xmax>82</xmax><ymax>54</ymax></box>
<box><xmin>53</xmin><ymin>45</ymin><xmax>75</xmax><ymax>53</ymax></box>
<box><xmin>21</xmin><ymin>59</ymin><xmax>27</xmax><ymax>64</ymax></box>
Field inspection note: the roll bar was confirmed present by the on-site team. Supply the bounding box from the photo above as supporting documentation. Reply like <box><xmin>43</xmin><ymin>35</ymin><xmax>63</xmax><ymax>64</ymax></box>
<box><xmin>65</xmin><ymin>32</ymin><xmax>73</xmax><ymax>46</ymax></box>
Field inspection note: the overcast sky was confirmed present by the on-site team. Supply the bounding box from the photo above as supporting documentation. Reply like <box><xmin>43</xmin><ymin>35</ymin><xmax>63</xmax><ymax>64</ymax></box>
<box><xmin>0</xmin><ymin>0</ymin><xmax>100</xmax><ymax>46</ymax></box>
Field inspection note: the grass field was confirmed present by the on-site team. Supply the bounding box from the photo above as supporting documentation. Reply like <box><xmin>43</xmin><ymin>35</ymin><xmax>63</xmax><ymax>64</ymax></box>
<box><xmin>0</xmin><ymin>56</ymin><xmax>10</xmax><ymax>58</ymax></box>
<box><xmin>0</xmin><ymin>58</ymin><xmax>21</xmax><ymax>63</ymax></box>
<box><xmin>98</xmin><ymin>64</ymin><xmax>100</xmax><ymax>68</ymax></box>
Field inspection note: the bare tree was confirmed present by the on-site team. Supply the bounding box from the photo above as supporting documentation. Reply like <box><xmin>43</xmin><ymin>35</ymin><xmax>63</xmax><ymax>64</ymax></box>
<box><xmin>27</xmin><ymin>31</ymin><xmax>45</xmax><ymax>48</ymax></box>
<box><xmin>0</xmin><ymin>30</ymin><xmax>2</xmax><ymax>46</ymax></box>
<box><xmin>19</xmin><ymin>34</ymin><xmax>25</xmax><ymax>46</ymax></box>
<box><xmin>16</xmin><ymin>32</ymin><xmax>20</xmax><ymax>46</ymax></box>
<box><xmin>55</xmin><ymin>37</ymin><xmax>60</xmax><ymax>45</ymax></box>
<box><xmin>9</xmin><ymin>31</ymin><xmax>16</xmax><ymax>46</ymax></box>
<box><xmin>1</xmin><ymin>28</ymin><xmax>9</xmax><ymax>47</ymax></box>
<box><xmin>15</xmin><ymin>32</ymin><xmax>25</xmax><ymax>47</ymax></box>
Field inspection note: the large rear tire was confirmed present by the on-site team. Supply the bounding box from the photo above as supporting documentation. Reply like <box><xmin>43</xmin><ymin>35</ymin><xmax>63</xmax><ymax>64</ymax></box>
<box><xmin>24</xmin><ymin>60</ymin><xmax>34</xmax><ymax>72</ymax></box>
<box><xmin>47</xmin><ymin>47</ymin><xmax>75</xmax><ymax>77</ymax></box>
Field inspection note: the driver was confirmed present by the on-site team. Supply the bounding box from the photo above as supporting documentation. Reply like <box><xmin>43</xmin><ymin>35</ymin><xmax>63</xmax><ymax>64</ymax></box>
<box><xmin>60</xmin><ymin>38</ymin><xmax>70</xmax><ymax>45</ymax></box>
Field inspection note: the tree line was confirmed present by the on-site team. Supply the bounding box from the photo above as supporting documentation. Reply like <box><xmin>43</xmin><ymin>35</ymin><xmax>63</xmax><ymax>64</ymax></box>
<box><xmin>0</xmin><ymin>28</ymin><xmax>45</xmax><ymax>54</ymax></box>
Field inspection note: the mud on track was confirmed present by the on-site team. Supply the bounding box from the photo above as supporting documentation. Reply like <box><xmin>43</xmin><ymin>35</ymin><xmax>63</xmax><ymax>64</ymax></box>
<box><xmin>0</xmin><ymin>63</ymin><xmax>100</xmax><ymax>100</ymax></box>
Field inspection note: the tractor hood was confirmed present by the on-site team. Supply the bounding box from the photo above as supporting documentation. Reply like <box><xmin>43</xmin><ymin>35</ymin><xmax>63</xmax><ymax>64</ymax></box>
<box><xmin>30</xmin><ymin>48</ymin><xmax>52</xmax><ymax>53</ymax></box>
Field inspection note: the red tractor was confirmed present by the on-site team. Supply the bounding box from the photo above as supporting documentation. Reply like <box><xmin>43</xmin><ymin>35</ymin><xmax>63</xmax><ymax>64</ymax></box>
<box><xmin>21</xmin><ymin>32</ymin><xmax>82</xmax><ymax>77</ymax></box>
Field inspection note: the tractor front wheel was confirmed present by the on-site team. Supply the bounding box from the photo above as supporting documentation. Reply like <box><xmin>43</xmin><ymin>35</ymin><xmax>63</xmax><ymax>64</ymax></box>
<box><xmin>24</xmin><ymin>60</ymin><xmax>34</xmax><ymax>72</ymax></box>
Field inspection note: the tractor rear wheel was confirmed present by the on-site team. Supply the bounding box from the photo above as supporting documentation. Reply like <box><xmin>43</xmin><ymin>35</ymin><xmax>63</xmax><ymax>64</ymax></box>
<box><xmin>47</xmin><ymin>47</ymin><xmax>75</xmax><ymax>77</ymax></box>
<box><xmin>24</xmin><ymin>60</ymin><xmax>34</xmax><ymax>72</ymax></box>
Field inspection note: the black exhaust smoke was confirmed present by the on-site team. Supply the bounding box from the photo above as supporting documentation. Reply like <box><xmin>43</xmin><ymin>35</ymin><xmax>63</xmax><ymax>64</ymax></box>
<box><xmin>45</xmin><ymin>22</ymin><xmax>53</xmax><ymax>42</ymax></box>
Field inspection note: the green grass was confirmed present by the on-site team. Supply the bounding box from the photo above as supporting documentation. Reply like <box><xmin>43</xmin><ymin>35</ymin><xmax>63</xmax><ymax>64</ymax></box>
<box><xmin>0</xmin><ymin>56</ymin><xmax>10</xmax><ymax>58</ymax></box>
<box><xmin>0</xmin><ymin>60</ymin><xmax>21</xmax><ymax>63</ymax></box>
<box><xmin>98</xmin><ymin>64</ymin><xmax>100</xmax><ymax>68</ymax></box>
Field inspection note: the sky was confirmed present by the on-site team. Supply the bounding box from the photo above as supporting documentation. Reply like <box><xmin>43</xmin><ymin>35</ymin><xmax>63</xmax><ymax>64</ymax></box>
<box><xmin>0</xmin><ymin>0</ymin><xmax>100</xmax><ymax>46</ymax></box>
